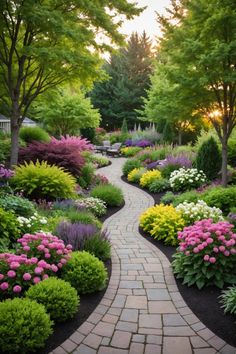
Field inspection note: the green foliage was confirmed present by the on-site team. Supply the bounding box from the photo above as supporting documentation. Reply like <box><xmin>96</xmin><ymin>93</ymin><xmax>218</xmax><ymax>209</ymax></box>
<box><xmin>160</xmin><ymin>164</ymin><xmax>181</xmax><ymax>179</ymax></box>
<box><xmin>90</xmin><ymin>31</ymin><xmax>154</xmax><ymax>130</ymax></box>
<box><xmin>202</xmin><ymin>186</ymin><xmax>236</xmax><ymax>215</ymax></box>
<box><xmin>61</xmin><ymin>251</ymin><xmax>108</xmax><ymax>294</ymax></box>
<box><xmin>0</xmin><ymin>195</ymin><xmax>36</xmax><ymax>217</ymax></box>
<box><xmin>0</xmin><ymin>207</ymin><xmax>20</xmax><ymax>247</ymax></box>
<box><xmin>11</xmin><ymin>161</ymin><xmax>76</xmax><ymax>201</ymax></box>
<box><xmin>37</xmin><ymin>91</ymin><xmax>101</xmax><ymax>137</ymax></box>
<box><xmin>171</xmin><ymin>190</ymin><xmax>200</xmax><ymax>207</ymax></box>
<box><xmin>80</xmin><ymin>127</ymin><xmax>96</xmax><ymax>143</ymax></box>
<box><xmin>148</xmin><ymin>178</ymin><xmax>170</xmax><ymax>193</ymax></box>
<box><xmin>26</xmin><ymin>278</ymin><xmax>79</xmax><ymax>322</ymax></box>
<box><xmin>196</xmin><ymin>137</ymin><xmax>222</xmax><ymax>180</ymax></box>
<box><xmin>83</xmin><ymin>234</ymin><xmax>111</xmax><ymax>261</ymax></box>
<box><xmin>121</xmin><ymin>118</ymin><xmax>128</xmax><ymax>133</ymax></box>
<box><xmin>19</xmin><ymin>126</ymin><xmax>50</xmax><ymax>144</ymax></box>
<box><xmin>0</xmin><ymin>298</ymin><xmax>53</xmax><ymax>353</ymax></box>
<box><xmin>160</xmin><ymin>191</ymin><xmax>176</xmax><ymax>205</ymax></box>
<box><xmin>140</xmin><ymin>170</ymin><xmax>162</xmax><ymax>188</ymax></box>
<box><xmin>228</xmin><ymin>138</ymin><xmax>236</xmax><ymax>167</ymax></box>
<box><xmin>140</xmin><ymin>204</ymin><xmax>185</xmax><ymax>246</ymax></box>
<box><xmin>121</xmin><ymin>146</ymin><xmax>142</xmax><ymax>157</ymax></box>
<box><xmin>122</xmin><ymin>158</ymin><xmax>142</xmax><ymax>176</ymax></box>
<box><xmin>90</xmin><ymin>184</ymin><xmax>124</xmax><ymax>207</ymax></box>
<box><xmin>77</xmin><ymin>163</ymin><xmax>95</xmax><ymax>188</ymax></box>
<box><xmin>127</xmin><ymin>167</ymin><xmax>146</xmax><ymax>183</ymax></box>
<box><xmin>220</xmin><ymin>287</ymin><xmax>236</xmax><ymax>315</ymax></box>
<box><xmin>90</xmin><ymin>155</ymin><xmax>110</xmax><ymax>167</ymax></box>
<box><xmin>63</xmin><ymin>209</ymin><xmax>101</xmax><ymax>229</ymax></box>
<box><xmin>0</xmin><ymin>137</ymin><xmax>11</xmax><ymax>164</ymax></box>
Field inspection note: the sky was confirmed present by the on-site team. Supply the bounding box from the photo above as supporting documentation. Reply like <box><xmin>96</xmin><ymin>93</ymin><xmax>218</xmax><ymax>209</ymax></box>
<box><xmin>120</xmin><ymin>0</ymin><xmax>172</xmax><ymax>40</ymax></box>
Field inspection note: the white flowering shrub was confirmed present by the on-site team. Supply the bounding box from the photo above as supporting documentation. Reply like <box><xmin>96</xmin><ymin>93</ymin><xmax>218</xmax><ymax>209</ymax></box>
<box><xmin>176</xmin><ymin>200</ymin><xmax>224</xmax><ymax>225</ymax></box>
<box><xmin>75</xmin><ymin>197</ymin><xmax>107</xmax><ymax>216</ymax></box>
<box><xmin>17</xmin><ymin>212</ymin><xmax>48</xmax><ymax>235</ymax></box>
<box><xmin>169</xmin><ymin>168</ymin><xmax>207</xmax><ymax>191</ymax></box>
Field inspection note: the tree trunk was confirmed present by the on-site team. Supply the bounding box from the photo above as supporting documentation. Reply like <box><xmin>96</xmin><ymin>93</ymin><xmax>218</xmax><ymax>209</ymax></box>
<box><xmin>221</xmin><ymin>139</ymin><xmax>228</xmax><ymax>187</ymax></box>
<box><xmin>10</xmin><ymin>102</ymin><xmax>21</xmax><ymax>167</ymax></box>
<box><xmin>178</xmin><ymin>131</ymin><xmax>182</xmax><ymax>145</ymax></box>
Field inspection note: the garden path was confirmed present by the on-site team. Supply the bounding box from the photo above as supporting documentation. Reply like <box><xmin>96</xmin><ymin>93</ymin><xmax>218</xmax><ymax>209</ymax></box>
<box><xmin>51</xmin><ymin>157</ymin><xmax>236</xmax><ymax>354</ymax></box>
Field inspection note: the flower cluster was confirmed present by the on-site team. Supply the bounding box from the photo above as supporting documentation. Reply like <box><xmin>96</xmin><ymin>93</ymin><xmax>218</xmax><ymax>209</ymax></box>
<box><xmin>178</xmin><ymin>219</ymin><xmax>236</xmax><ymax>261</ymax></box>
<box><xmin>0</xmin><ymin>233</ymin><xmax>72</xmax><ymax>298</ymax></box>
<box><xmin>120</xmin><ymin>146</ymin><xmax>142</xmax><ymax>157</ymax></box>
<box><xmin>161</xmin><ymin>154</ymin><xmax>192</xmax><ymax>169</ymax></box>
<box><xmin>94</xmin><ymin>174</ymin><xmax>109</xmax><ymax>185</ymax></box>
<box><xmin>127</xmin><ymin>168</ymin><xmax>146</xmax><ymax>183</ymax></box>
<box><xmin>17</xmin><ymin>212</ymin><xmax>48</xmax><ymax>235</ymax></box>
<box><xmin>176</xmin><ymin>200</ymin><xmax>224</xmax><ymax>225</ymax></box>
<box><xmin>172</xmin><ymin>219</ymin><xmax>236</xmax><ymax>288</ymax></box>
<box><xmin>140</xmin><ymin>169</ymin><xmax>162</xmax><ymax>188</ymax></box>
<box><xmin>50</xmin><ymin>135</ymin><xmax>93</xmax><ymax>151</ymax></box>
<box><xmin>124</xmin><ymin>139</ymin><xmax>152</xmax><ymax>148</ymax></box>
<box><xmin>0</xmin><ymin>165</ymin><xmax>14</xmax><ymax>180</ymax></box>
<box><xmin>169</xmin><ymin>168</ymin><xmax>207</xmax><ymax>191</ymax></box>
<box><xmin>74</xmin><ymin>197</ymin><xmax>107</xmax><ymax>216</ymax></box>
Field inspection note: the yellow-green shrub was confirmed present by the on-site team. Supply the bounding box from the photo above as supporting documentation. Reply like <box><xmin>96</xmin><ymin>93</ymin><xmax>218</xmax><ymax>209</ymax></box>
<box><xmin>127</xmin><ymin>168</ymin><xmax>146</xmax><ymax>183</ymax></box>
<box><xmin>139</xmin><ymin>204</ymin><xmax>185</xmax><ymax>246</ymax></box>
<box><xmin>139</xmin><ymin>170</ymin><xmax>162</xmax><ymax>188</ymax></box>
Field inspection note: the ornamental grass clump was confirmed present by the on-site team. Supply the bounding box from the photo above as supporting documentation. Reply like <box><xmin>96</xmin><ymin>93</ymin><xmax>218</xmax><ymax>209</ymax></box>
<box><xmin>61</xmin><ymin>251</ymin><xmax>107</xmax><ymax>294</ymax></box>
<box><xmin>176</xmin><ymin>200</ymin><xmax>224</xmax><ymax>225</ymax></box>
<box><xmin>26</xmin><ymin>278</ymin><xmax>79</xmax><ymax>322</ymax></box>
<box><xmin>219</xmin><ymin>286</ymin><xmax>236</xmax><ymax>315</ymax></box>
<box><xmin>139</xmin><ymin>204</ymin><xmax>185</xmax><ymax>246</ymax></box>
<box><xmin>90</xmin><ymin>183</ymin><xmax>124</xmax><ymax>207</ymax></box>
<box><xmin>172</xmin><ymin>219</ymin><xmax>236</xmax><ymax>289</ymax></box>
<box><xmin>140</xmin><ymin>170</ymin><xmax>162</xmax><ymax>189</ymax></box>
<box><xmin>0</xmin><ymin>298</ymin><xmax>53</xmax><ymax>353</ymax></box>
<box><xmin>169</xmin><ymin>168</ymin><xmax>207</xmax><ymax>191</ymax></box>
<box><xmin>127</xmin><ymin>167</ymin><xmax>146</xmax><ymax>183</ymax></box>
<box><xmin>160</xmin><ymin>154</ymin><xmax>192</xmax><ymax>179</ymax></box>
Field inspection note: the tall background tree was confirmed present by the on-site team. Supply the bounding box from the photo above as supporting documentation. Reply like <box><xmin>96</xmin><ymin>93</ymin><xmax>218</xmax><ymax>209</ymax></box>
<box><xmin>141</xmin><ymin>0</ymin><xmax>236</xmax><ymax>185</ymax></box>
<box><xmin>0</xmin><ymin>0</ymin><xmax>142</xmax><ymax>165</ymax></box>
<box><xmin>90</xmin><ymin>31</ymin><xmax>154</xmax><ymax>130</ymax></box>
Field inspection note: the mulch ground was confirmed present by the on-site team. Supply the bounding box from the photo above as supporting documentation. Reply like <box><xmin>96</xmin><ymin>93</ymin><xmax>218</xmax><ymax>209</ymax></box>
<box><xmin>36</xmin><ymin>200</ymin><xmax>124</xmax><ymax>354</ymax></box>
<box><xmin>121</xmin><ymin>176</ymin><xmax>236</xmax><ymax>347</ymax></box>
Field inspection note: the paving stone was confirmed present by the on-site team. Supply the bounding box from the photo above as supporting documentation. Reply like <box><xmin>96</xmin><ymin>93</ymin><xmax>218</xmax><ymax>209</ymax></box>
<box><xmin>163</xmin><ymin>326</ymin><xmax>195</xmax><ymax>336</ymax></box>
<box><xmin>116</xmin><ymin>320</ymin><xmax>138</xmax><ymax>332</ymax></box>
<box><xmin>120</xmin><ymin>309</ymin><xmax>139</xmax><ymax>322</ymax></box>
<box><xmin>139</xmin><ymin>314</ymin><xmax>162</xmax><ymax>329</ymax></box>
<box><xmin>87</xmin><ymin>312</ymin><xmax>103</xmax><ymax>325</ymax></box>
<box><xmin>129</xmin><ymin>342</ymin><xmax>145</xmax><ymax>354</ymax></box>
<box><xmin>52</xmin><ymin>347</ymin><xmax>67</xmax><ymax>354</ymax></box>
<box><xmin>208</xmin><ymin>336</ymin><xmax>226</xmax><ymax>350</ymax></box>
<box><xmin>73</xmin><ymin>344</ymin><xmax>96</xmax><ymax>354</ymax></box>
<box><xmin>70</xmin><ymin>331</ymin><xmax>85</xmax><ymax>345</ymax></box>
<box><xmin>98</xmin><ymin>347</ymin><xmax>128</xmax><ymax>354</ymax></box>
<box><xmin>102</xmin><ymin>314</ymin><xmax>119</xmax><ymax>324</ymax></box>
<box><xmin>112</xmin><ymin>295</ymin><xmax>127</xmax><ymax>308</ymax></box>
<box><xmin>133</xmin><ymin>289</ymin><xmax>146</xmax><ymax>295</ymax></box>
<box><xmin>143</xmin><ymin>264</ymin><xmax>162</xmax><ymax>272</ymax></box>
<box><xmin>146</xmin><ymin>335</ymin><xmax>162</xmax><ymax>345</ymax></box>
<box><xmin>146</xmin><ymin>289</ymin><xmax>170</xmax><ymax>301</ymax></box>
<box><xmin>193</xmin><ymin>349</ymin><xmax>217</xmax><ymax>354</ymax></box>
<box><xmin>61</xmin><ymin>339</ymin><xmax>78</xmax><ymax>352</ymax></box>
<box><xmin>138</xmin><ymin>328</ymin><xmax>162</xmax><ymax>335</ymax></box>
<box><xmin>111</xmin><ymin>330</ymin><xmax>132</xmax><ymax>348</ymax></box>
<box><xmin>132</xmin><ymin>334</ymin><xmax>145</xmax><ymax>343</ymax></box>
<box><xmin>83</xmin><ymin>333</ymin><xmax>102</xmax><ymax>349</ymax></box>
<box><xmin>191</xmin><ymin>322</ymin><xmax>206</xmax><ymax>332</ymax></box>
<box><xmin>178</xmin><ymin>307</ymin><xmax>193</xmax><ymax>316</ymax></box>
<box><xmin>163</xmin><ymin>314</ymin><xmax>187</xmax><ymax>326</ymax></box>
<box><xmin>108</xmin><ymin>308</ymin><xmax>122</xmax><ymax>316</ymax></box>
<box><xmin>92</xmin><ymin>322</ymin><xmax>115</xmax><ymax>337</ymax></box>
<box><xmin>119</xmin><ymin>280</ymin><xmax>143</xmax><ymax>289</ymax></box>
<box><xmin>220</xmin><ymin>344</ymin><xmax>236</xmax><ymax>354</ymax></box>
<box><xmin>163</xmin><ymin>337</ymin><xmax>192</xmax><ymax>354</ymax></box>
<box><xmin>190</xmin><ymin>336</ymin><xmax>210</xmax><ymax>348</ymax></box>
<box><xmin>144</xmin><ymin>344</ymin><xmax>162</xmax><ymax>354</ymax></box>
<box><xmin>101</xmin><ymin>337</ymin><xmax>110</xmax><ymax>346</ymax></box>
<box><xmin>148</xmin><ymin>300</ymin><xmax>177</xmax><ymax>314</ymax></box>
<box><xmin>122</xmin><ymin>263</ymin><xmax>143</xmax><ymax>271</ymax></box>
<box><xmin>125</xmin><ymin>296</ymin><xmax>147</xmax><ymax>309</ymax></box>
<box><xmin>198</xmin><ymin>328</ymin><xmax>216</xmax><ymax>341</ymax></box>
<box><xmin>78</xmin><ymin>322</ymin><xmax>95</xmax><ymax>336</ymax></box>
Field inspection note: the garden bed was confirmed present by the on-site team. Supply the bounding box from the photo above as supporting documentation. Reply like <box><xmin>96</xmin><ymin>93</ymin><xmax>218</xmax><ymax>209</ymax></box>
<box><xmin>122</xmin><ymin>176</ymin><xmax>236</xmax><ymax>347</ymax></box>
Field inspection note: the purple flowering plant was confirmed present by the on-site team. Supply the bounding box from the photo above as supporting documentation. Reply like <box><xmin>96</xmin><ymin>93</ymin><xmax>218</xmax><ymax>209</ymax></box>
<box><xmin>172</xmin><ymin>219</ymin><xmax>236</xmax><ymax>289</ymax></box>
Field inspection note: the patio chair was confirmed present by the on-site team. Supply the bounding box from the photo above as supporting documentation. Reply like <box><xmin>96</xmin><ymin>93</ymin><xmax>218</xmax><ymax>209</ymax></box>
<box><xmin>94</xmin><ymin>140</ymin><xmax>111</xmax><ymax>154</ymax></box>
<box><xmin>106</xmin><ymin>142</ymin><xmax>122</xmax><ymax>157</ymax></box>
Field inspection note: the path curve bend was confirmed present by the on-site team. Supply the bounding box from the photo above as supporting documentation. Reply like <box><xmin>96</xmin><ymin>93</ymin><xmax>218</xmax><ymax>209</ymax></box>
<box><xmin>51</xmin><ymin>157</ymin><xmax>236</xmax><ymax>354</ymax></box>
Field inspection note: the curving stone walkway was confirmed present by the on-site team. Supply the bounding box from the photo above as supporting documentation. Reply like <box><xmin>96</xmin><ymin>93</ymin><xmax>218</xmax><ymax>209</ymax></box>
<box><xmin>51</xmin><ymin>158</ymin><xmax>236</xmax><ymax>354</ymax></box>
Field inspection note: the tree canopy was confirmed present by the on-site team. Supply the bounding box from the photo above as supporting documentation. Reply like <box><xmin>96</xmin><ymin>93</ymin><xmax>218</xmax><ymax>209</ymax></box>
<box><xmin>90</xmin><ymin>31</ymin><xmax>154</xmax><ymax>130</ymax></box>
<box><xmin>0</xmin><ymin>0</ymin><xmax>142</xmax><ymax>165</ymax></box>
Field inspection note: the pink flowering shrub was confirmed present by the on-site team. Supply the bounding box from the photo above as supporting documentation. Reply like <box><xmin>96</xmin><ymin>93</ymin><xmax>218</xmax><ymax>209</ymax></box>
<box><xmin>0</xmin><ymin>233</ymin><xmax>72</xmax><ymax>299</ymax></box>
<box><xmin>172</xmin><ymin>219</ymin><xmax>236</xmax><ymax>289</ymax></box>
<box><xmin>50</xmin><ymin>135</ymin><xmax>93</xmax><ymax>152</ymax></box>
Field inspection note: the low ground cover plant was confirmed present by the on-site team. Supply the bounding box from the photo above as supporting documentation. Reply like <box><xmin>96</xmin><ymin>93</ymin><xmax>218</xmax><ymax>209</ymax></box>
<box><xmin>61</xmin><ymin>251</ymin><xmax>107</xmax><ymax>294</ymax></box>
<box><xmin>140</xmin><ymin>170</ymin><xmax>162</xmax><ymax>189</ymax></box>
<box><xmin>90</xmin><ymin>183</ymin><xmax>124</xmax><ymax>207</ymax></box>
<box><xmin>148</xmin><ymin>178</ymin><xmax>170</xmax><ymax>193</ymax></box>
<box><xmin>127</xmin><ymin>167</ymin><xmax>146</xmax><ymax>183</ymax></box>
<box><xmin>0</xmin><ymin>195</ymin><xmax>36</xmax><ymax>217</ymax></box>
<box><xmin>220</xmin><ymin>286</ymin><xmax>236</xmax><ymax>315</ymax></box>
<box><xmin>11</xmin><ymin>161</ymin><xmax>77</xmax><ymax>201</ymax></box>
<box><xmin>172</xmin><ymin>219</ymin><xmax>236</xmax><ymax>289</ymax></box>
<box><xmin>140</xmin><ymin>204</ymin><xmax>185</xmax><ymax>246</ymax></box>
<box><xmin>26</xmin><ymin>277</ymin><xmax>79</xmax><ymax>322</ymax></box>
<box><xmin>0</xmin><ymin>298</ymin><xmax>53</xmax><ymax>353</ymax></box>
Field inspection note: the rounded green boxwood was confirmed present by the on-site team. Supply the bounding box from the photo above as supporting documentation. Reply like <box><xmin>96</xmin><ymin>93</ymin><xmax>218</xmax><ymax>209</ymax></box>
<box><xmin>61</xmin><ymin>251</ymin><xmax>108</xmax><ymax>294</ymax></box>
<box><xmin>25</xmin><ymin>278</ymin><xmax>79</xmax><ymax>322</ymax></box>
<box><xmin>90</xmin><ymin>183</ymin><xmax>124</xmax><ymax>207</ymax></box>
<box><xmin>0</xmin><ymin>298</ymin><xmax>53</xmax><ymax>353</ymax></box>
<box><xmin>19</xmin><ymin>126</ymin><xmax>50</xmax><ymax>144</ymax></box>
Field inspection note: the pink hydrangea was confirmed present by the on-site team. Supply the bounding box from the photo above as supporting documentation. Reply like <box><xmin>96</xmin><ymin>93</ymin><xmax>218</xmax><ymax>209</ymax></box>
<box><xmin>13</xmin><ymin>285</ymin><xmax>22</xmax><ymax>293</ymax></box>
<box><xmin>23</xmin><ymin>273</ymin><xmax>31</xmax><ymax>281</ymax></box>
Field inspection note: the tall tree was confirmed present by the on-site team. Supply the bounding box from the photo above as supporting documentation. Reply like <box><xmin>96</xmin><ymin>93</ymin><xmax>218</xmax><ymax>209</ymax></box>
<box><xmin>90</xmin><ymin>31</ymin><xmax>154</xmax><ymax>130</ymax></box>
<box><xmin>35</xmin><ymin>90</ymin><xmax>100</xmax><ymax>137</ymax></box>
<box><xmin>154</xmin><ymin>0</ymin><xmax>236</xmax><ymax>185</ymax></box>
<box><xmin>0</xmin><ymin>0</ymin><xmax>142</xmax><ymax>165</ymax></box>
